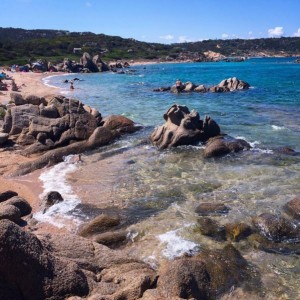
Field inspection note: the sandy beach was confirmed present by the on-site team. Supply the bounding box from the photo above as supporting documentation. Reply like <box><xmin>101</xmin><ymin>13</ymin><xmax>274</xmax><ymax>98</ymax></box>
<box><xmin>0</xmin><ymin>70</ymin><xmax>60</xmax><ymax>104</ymax></box>
<box><xmin>0</xmin><ymin>71</ymin><xmax>61</xmax><ymax>216</ymax></box>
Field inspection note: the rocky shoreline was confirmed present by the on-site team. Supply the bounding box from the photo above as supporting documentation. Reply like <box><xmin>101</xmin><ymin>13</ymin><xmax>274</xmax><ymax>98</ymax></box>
<box><xmin>0</xmin><ymin>88</ymin><xmax>300</xmax><ymax>299</ymax></box>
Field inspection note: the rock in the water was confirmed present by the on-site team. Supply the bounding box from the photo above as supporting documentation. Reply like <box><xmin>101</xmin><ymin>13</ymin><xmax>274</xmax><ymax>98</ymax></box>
<box><xmin>194</xmin><ymin>84</ymin><xmax>208</xmax><ymax>92</ymax></box>
<box><xmin>216</xmin><ymin>77</ymin><xmax>250</xmax><ymax>91</ymax></box>
<box><xmin>0</xmin><ymin>219</ymin><xmax>89</xmax><ymax>300</ymax></box>
<box><xmin>195</xmin><ymin>202</ymin><xmax>230</xmax><ymax>216</ymax></box>
<box><xmin>204</xmin><ymin>136</ymin><xmax>251</xmax><ymax>158</ymax></box>
<box><xmin>252</xmin><ymin>213</ymin><xmax>300</xmax><ymax>242</ymax></box>
<box><xmin>93</xmin><ymin>230</ymin><xmax>128</xmax><ymax>247</ymax></box>
<box><xmin>284</xmin><ymin>196</ymin><xmax>300</xmax><ymax>220</ymax></box>
<box><xmin>151</xmin><ymin>104</ymin><xmax>220</xmax><ymax>149</ymax></box>
<box><xmin>157</xmin><ymin>244</ymin><xmax>253</xmax><ymax>299</ymax></box>
<box><xmin>78</xmin><ymin>214</ymin><xmax>121</xmax><ymax>238</ymax></box>
<box><xmin>42</xmin><ymin>191</ymin><xmax>64</xmax><ymax>211</ymax></box>
<box><xmin>248</xmin><ymin>233</ymin><xmax>300</xmax><ymax>255</ymax></box>
<box><xmin>196</xmin><ymin>217</ymin><xmax>226</xmax><ymax>241</ymax></box>
<box><xmin>225</xmin><ymin>222</ymin><xmax>252</xmax><ymax>241</ymax></box>
<box><xmin>102</xmin><ymin>114</ymin><xmax>139</xmax><ymax>134</ymax></box>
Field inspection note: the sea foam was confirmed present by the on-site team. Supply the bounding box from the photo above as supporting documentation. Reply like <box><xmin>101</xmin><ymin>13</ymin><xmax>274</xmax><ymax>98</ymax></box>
<box><xmin>158</xmin><ymin>227</ymin><xmax>199</xmax><ymax>259</ymax></box>
<box><xmin>271</xmin><ymin>125</ymin><xmax>285</xmax><ymax>131</ymax></box>
<box><xmin>34</xmin><ymin>155</ymin><xmax>81</xmax><ymax>229</ymax></box>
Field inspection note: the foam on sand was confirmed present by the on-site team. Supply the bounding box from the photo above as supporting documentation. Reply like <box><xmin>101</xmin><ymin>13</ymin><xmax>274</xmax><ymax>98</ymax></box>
<box><xmin>34</xmin><ymin>155</ymin><xmax>82</xmax><ymax>229</ymax></box>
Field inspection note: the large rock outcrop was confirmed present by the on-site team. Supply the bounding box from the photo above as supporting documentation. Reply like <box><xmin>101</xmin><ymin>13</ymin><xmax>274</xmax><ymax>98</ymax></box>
<box><xmin>150</xmin><ymin>104</ymin><xmax>220</xmax><ymax>149</ymax></box>
<box><xmin>80</xmin><ymin>52</ymin><xmax>99</xmax><ymax>73</ymax></box>
<box><xmin>1</xmin><ymin>95</ymin><xmax>140</xmax><ymax>175</ymax></box>
<box><xmin>0</xmin><ymin>219</ymin><xmax>89</xmax><ymax>300</ymax></box>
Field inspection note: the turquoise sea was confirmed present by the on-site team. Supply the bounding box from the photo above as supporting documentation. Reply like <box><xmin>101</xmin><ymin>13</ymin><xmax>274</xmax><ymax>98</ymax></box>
<box><xmin>43</xmin><ymin>58</ymin><xmax>300</xmax><ymax>299</ymax></box>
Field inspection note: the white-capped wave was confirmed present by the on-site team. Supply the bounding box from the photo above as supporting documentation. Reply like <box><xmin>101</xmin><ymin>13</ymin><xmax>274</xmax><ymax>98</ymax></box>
<box><xmin>235</xmin><ymin>136</ymin><xmax>273</xmax><ymax>154</ymax></box>
<box><xmin>158</xmin><ymin>227</ymin><xmax>199</xmax><ymax>259</ymax></box>
<box><xmin>34</xmin><ymin>155</ymin><xmax>82</xmax><ymax>229</ymax></box>
<box><xmin>271</xmin><ymin>125</ymin><xmax>285</xmax><ymax>131</ymax></box>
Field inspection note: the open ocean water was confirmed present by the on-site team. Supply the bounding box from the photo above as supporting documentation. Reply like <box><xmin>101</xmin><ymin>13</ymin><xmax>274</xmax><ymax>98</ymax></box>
<box><xmin>41</xmin><ymin>58</ymin><xmax>300</xmax><ymax>299</ymax></box>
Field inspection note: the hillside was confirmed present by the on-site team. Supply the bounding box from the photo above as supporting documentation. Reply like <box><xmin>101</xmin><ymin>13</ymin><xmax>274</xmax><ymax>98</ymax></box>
<box><xmin>0</xmin><ymin>27</ymin><xmax>300</xmax><ymax>65</ymax></box>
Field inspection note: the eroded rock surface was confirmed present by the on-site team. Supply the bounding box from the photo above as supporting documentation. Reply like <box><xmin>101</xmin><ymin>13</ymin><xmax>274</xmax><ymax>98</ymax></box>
<box><xmin>151</xmin><ymin>104</ymin><xmax>220</xmax><ymax>149</ymax></box>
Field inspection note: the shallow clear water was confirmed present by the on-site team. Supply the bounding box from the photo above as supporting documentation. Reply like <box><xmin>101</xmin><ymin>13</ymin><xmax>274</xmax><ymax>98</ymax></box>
<box><xmin>43</xmin><ymin>58</ymin><xmax>300</xmax><ymax>299</ymax></box>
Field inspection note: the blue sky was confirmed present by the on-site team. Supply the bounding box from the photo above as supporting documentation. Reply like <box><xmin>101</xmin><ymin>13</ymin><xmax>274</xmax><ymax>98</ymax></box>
<box><xmin>0</xmin><ymin>0</ymin><xmax>299</xmax><ymax>43</ymax></box>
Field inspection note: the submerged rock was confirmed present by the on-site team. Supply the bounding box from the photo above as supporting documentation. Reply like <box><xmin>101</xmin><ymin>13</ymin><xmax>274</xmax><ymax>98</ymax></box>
<box><xmin>225</xmin><ymin>222</ymin><xmax>252</xmax><ymax>242</ymax></box>
<box><xmin>93</xmin><ymin>230</ymin><xmax>128</xmax><ymax>248</ymax></box>
<box><xmin>195</xmin><ymin>202</ymin><xmax>230</xmax><ymax>216</ymax></box>
<box><xmin>284</xmin><ymin>196</ymin><xmax>300</xmax><ymax>220</ymax></box>
<box><xmin>252</xmin><ymin>213</ymin><xmax>300</xmax><ymax>243</ymax></box>
<box><xmin>151</xmin><ymin>104</ymin><xmax>220</xmax><ymax>149</ymax></box>
<box><xmin>248</xmin><ymin>233</ymin><xmax>300</xmax><ymax>255</ymax></box>
<box><xmin>196</xmin><ymin>217</ymin><xmax>226</xmax><ymax>241</ymax></box>
<box><xmin>78</xmin><ymin>214</ymin><xmax>121</xmax><ymax>238</ymax></box>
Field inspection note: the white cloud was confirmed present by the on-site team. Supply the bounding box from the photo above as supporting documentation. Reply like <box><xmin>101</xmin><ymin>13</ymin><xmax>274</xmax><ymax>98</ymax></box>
<box><xmin>177</xmin><ymin>36</ymin><xmax>193</xmax><ymax>43</ymax></box>
<box><xmin>248</xmin><ymin>31</ymin><xmax>253</xmax><ymax>36</ymax></box>
<box><xmin>294</xmin><ymin>28</ymin><xmax>300</xmax><ymax>37</ymax></box>
<box><xmin>222</xmin><ymin>33</ymin><xmax>229</xmax><ymax>39</ymax></box>
<box><xmin>159</xmin><ymin>34</ymin><xmax>174</xmax><ymax>41</ymax></box>
<box><xmin>268</xmin><ymin>26</ymin><xmax>284</xmax><ymax>37</ymax></box>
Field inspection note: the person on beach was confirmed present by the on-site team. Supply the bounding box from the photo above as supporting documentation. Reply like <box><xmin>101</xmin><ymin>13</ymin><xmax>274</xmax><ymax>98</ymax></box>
<box><xmin>176</xmin><ymin>79</ymin><xmax>183</xmax><ymax>92</ymax></box>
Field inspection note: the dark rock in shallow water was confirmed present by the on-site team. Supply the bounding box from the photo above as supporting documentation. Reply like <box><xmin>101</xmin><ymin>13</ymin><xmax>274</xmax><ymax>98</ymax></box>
<box><xmin>42</xmin><ymin>191</ymin><xmax>64</xmax><ymax>211</ymax></box>
<box><xmin>273</xmin><ymin>147</ymin><xmax>298</xmax><ymax>156</ymax></box>
<box><xmin>196</xmin><ymin>217</ymin><xmax>226</xmax><ymax>241</ymax></box>
<box><xmin>204</xmin><ymin>136</ymin><xmax>251</xmax><ymax>158</ymax></box>
<box><xmin>195</xmin><ymin>202</ymin><xmax>230</xmax><ymax>216</ymax></box>
<box><xmin>248</xmin><ymin>233</ymin><xmax>300</xmax><ymax>255</ymax></box>
<box><xmin>252</xmin><ymin>213</ymin><xmax>300</xmax><ymax>243</ymax></box>
<box><xmin>284</xmin><ymin>196</ymin><xmax>300</xmax><ymax>220</ymax></box>
<box><xmin>157</xmin><ymin>244</ymin><xmax>254</xmax><ymax>299</ymax></box>
<box><xmin>225</xmin><ymin>222</ymin><xmax>252</xmax><ymax>242</ymax></box>
<box><xmin>93</xmin><ymin>230</ymin><xmax>128</xmax><ymax>248</ymax></box>
<box><xmin>151</xmin><ymin>104</ymin><xmax>220</xmax><ymax>149</ymax></box>
<box><xmin>78</xmin><ymin>214</ymin><xmax>121</xmax><ymax>238</ymax></box>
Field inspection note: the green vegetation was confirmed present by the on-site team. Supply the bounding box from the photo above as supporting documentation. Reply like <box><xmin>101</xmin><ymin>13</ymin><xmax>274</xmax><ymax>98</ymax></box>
<box><xmin>0</xmin><ymin>27</ymin><xmax>299</xmax><ymax>65</ymax></box>
<box><xmin>0</xmin><ymin>107</ymin><xmax>6</xmax><ymax>120</ymax></box>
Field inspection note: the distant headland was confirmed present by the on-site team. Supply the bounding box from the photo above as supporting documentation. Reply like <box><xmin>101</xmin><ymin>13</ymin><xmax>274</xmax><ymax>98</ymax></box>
<box><xmin>0</xmin><ymin>27</ymin><xmax>299</xmax><ymax>68</ymax></box>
